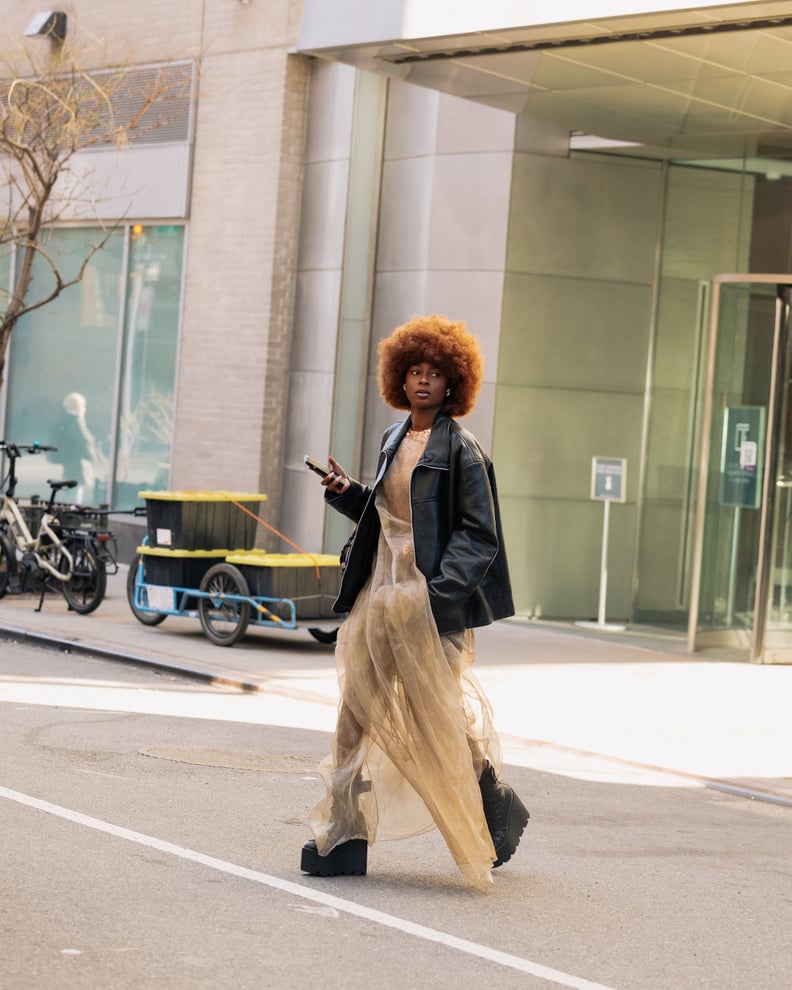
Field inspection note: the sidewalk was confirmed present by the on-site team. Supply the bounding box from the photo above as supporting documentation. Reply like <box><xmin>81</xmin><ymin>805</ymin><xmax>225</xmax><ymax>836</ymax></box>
<box><xmin>1</xmin><ymin>566</ymin><xmax>791</xmax><ymax>805</ymax></box>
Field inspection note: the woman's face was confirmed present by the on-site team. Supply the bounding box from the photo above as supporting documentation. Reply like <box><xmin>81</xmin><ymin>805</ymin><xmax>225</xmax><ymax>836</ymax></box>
<box><xmin>404</xmin><ymin>362</ymin><xmax>449</xmax><ymax>414</ymax></box>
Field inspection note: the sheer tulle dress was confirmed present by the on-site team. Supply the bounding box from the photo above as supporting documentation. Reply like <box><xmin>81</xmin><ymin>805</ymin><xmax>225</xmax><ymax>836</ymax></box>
<box><xmin>309</xmin><ymin>429</ymin><xmax>503</xmax><ymax>886</ymax></box>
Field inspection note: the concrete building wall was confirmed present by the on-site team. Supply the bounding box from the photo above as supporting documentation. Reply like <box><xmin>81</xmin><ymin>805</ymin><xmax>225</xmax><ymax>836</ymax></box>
<box><xmin>166</xmin><ymin>13</ymin><xmax>309</xmax><ymax>539</ymax></box>
<box><xmin>281</xmin><ymin>61</ymin><xmax>356</xmax><ymax>552</ymax></box>
<box><xmin>496</xmin><ymin>153</ymin><xmax>665</xmax><ymax>620</ymax></box>
<box><xmin>635</xmin><ymin>166</ymin><xmax>754</xmax><ymax>622</ymax></box>
<box><xmin>283</xmin><ymin>71</ymin><xmax>517</xmax><ymax>556</ymax></box>
<box><xmin>364</xmin><ymin>84</ymin><xmax>515</xmax><ymax>472</ymax></box>
<box><xmin>5</xmin><ymin>0</ymin><xmax>310</xmax><ymax>543</ymax></box>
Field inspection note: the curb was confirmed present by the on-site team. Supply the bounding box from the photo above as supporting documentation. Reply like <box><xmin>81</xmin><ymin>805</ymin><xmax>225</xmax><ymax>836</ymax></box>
<box><xmin>0</xmin><ymin>623</ymin><xmax>263</xmax><ymax>694</ymax></box>
<box><xmin>3</xmin><ymin>622</ymin><xmax>792</xmax><ymax>811</ymax></box>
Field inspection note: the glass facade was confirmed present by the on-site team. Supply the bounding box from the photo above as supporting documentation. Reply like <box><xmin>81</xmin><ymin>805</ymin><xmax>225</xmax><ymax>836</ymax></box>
<box><xmin>2</xmin><ymin>224</ymin><xmax>184</xmax><ymax>507</ymax></box>
<box><xmin>113</xmin><ymin>225</ymin><xmax>184</xmax><ymax>508</ymax></box>
<box><xmin>635</xmin><ymin>165</ymin><xmax>792</xmax><ymax>640</ymax></box>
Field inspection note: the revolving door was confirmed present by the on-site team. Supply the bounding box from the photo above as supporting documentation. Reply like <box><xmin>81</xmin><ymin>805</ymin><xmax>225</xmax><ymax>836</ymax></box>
<box><xmin>689</xmin><ymin>275</ymin><xmax>792</xmax><ymax>662</ymax></box>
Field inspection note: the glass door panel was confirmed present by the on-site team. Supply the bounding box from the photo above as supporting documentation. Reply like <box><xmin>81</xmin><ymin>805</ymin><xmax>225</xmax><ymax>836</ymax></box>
<box><xmin>693</xmin><ymin>282</ymin><xmax>776</xmax><ymax>646</ymax></box>
<box><xmin>690</xmin><ymin>276</ymin><xmax>792</xmax><ymax>661</ymax></box>
<box><xmin>761</xmin><ymin>292</ymin><xmax>792</xmax><ymax>662</ymax></box>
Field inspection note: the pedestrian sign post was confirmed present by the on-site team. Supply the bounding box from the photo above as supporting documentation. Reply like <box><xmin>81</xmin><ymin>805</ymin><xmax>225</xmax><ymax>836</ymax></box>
<box><xmin>577</xmin><ymin>457</ymin><xmax>627</xmax><ymax>632</ymax></box>
<box><xmin>591</xmin><ymin>457</ymin><xmax>627</xmax><ymax>503</ymax></box>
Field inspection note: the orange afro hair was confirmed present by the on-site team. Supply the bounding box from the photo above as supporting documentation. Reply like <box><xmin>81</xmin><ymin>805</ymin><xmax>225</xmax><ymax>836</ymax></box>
<box><xmin>377</xmin><ymin>315</ymin><xmax>484</xmax><ymax>417</ymax></box>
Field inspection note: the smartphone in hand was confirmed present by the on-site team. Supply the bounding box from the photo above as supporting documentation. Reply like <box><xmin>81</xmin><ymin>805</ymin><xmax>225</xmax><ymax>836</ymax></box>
<box><xmin>304</xmin><ymin>455</ymin><xmax>331</xmax><ymax>478</ymax></box>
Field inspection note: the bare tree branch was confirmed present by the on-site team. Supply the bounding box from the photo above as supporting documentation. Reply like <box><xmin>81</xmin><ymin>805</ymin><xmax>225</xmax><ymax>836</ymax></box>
<box><xmin>0</xmin><ymin>40</ymin><xmax>192</xmax><ymax>390</ymax></box>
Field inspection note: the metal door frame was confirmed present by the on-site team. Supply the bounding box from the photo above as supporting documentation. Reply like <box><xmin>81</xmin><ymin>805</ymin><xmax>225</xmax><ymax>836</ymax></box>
<box><xmin>688</xmin><ymin>274</ymin><xmax>792</xmax><ymax>661</ymax></box>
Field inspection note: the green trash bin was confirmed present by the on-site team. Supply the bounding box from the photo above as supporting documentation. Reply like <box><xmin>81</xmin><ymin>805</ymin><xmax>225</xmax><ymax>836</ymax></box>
<box><xmin>225</xmin><ymin>551</ymin><xmax>343</xmax><ymax>619</ymax></box>
<box><xmin>139</xmin><ymin>490</ymin><xmax>267</xmax><ymax>550</ymax></box>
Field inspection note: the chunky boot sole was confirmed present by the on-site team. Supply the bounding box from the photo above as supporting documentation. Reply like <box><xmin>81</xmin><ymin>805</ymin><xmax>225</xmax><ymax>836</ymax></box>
<box><xmin>300</xmin><ymin>839</ymin><xmax>367</xmax><ymax>877</ymax></box>
<box><xmin>492</xmin><ymin>789</ymin><xmax>530</xmax><ymax>868</ymax></box>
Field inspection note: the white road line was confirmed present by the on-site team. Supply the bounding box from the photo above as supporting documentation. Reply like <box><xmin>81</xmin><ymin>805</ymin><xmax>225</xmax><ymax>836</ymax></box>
<box><xmin>0</xmin><ymin>784</ymin><xmax>618</xmax><ymax>990</ymax></box>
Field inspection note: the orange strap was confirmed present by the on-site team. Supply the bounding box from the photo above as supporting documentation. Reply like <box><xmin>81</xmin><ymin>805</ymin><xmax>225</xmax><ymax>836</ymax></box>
<box><xmin>230</xmin><ymin>499</ymin><xmax>322</xmax><ymax>582</ymax></box>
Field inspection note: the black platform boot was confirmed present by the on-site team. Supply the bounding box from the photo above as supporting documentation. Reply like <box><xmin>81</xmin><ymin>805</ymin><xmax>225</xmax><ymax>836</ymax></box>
<box><xmin>479</xmin><ymin>763</ymin><xmax>529</xmax><ymax>867</ymax></box>
<box><xmin>300</xmin><ymin>838</ymin><xmax>367</xmax><ymax>876</ymax></box>
<box><xmin>301</xmin><ymin>774</ymin><xmax>370</xmax><ymax>876</ymax></box>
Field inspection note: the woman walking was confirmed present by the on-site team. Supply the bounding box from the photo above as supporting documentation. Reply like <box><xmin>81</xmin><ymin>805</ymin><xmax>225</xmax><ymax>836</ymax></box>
<box><xmin>301</xmin><ymin>315</ymin><xmax>528</xmax><ymax>886</ymax></box>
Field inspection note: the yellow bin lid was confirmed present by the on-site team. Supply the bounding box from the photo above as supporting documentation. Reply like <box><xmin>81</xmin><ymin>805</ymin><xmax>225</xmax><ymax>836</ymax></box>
<box><xmin>225</xmin><ymin>551</ymin><xmax>341</xmax><ymax>567</ymax></box>
<box><xmin>136</xmin><ymin>546</ymin><xmax>230</xmax><ymax>559</ymax></box>
<box><xmin>138</xmin><ymin>490</ymin><xmax>268</xmax><ymax>502</ymax></box>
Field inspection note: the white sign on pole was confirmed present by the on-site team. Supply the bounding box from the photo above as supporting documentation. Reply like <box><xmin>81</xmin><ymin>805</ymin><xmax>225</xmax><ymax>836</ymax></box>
<box><xmin>576</xmin><ymin>456</ymin><xmax>627</xmax><ymax>632</ymax></box>
<box><xmin>591</xmin><ymin>457</ymin><xmax>627</xmax><ymax>502</ymax></box>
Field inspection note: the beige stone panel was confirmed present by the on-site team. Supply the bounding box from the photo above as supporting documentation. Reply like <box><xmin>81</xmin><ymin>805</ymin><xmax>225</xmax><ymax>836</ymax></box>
<box><xmin>361</xmin><ymin>382</ymin><xmax>402</xmax><ymax>480</ymax></box>
<box><xmin>292</xmin><ymin>270</ymin><xmax>342</xmax><ymax>373</ymax></box>
<box><xmin>377</xmin><ymin>157</ymin><xmax>434</xmax><ymax>271</ymax></box>
<box><xmin>493</xmin><ymin>385</ymin><xmax>643</xmax><ymax>502</ymax></box>
<box><xmin>373</xmin><ymin>270</ymin><xmax>504</xmax><ymax>376</ymax></box>
<box><xmin>464</xmin><ymin>381</ymin><xmax>496</xmax><ymax>454</ymax></box>
<box><xmin>298</xmin><ymin>159</ymin><xmax>350</xmax><ymax>271</ymax></box>
<box><xmin>281</xmin><ymin>368</ymin><xmax>336</xmax><ymax>552</ymax></box>
<box><xmin>304</xmin><ymin>62</ymin><xmax>356</xmax><ymax>164</ymax></box>
<box><xmin>507</xmin><ymin>153</ymin><xmax>663</xmax><ymax>283</ymax></box>
<box><xmin>500</xmin><ymin>273</ymin><xmax>652</xmax><ymax>392</ymax></box>
<box><xmin>370</xmin><ymin>272</ymin><xmax>431</xmax><ymax>371</ymax></box>
<box><xmin>435</xmin><ymin>92</ymin><xmax>516</xmax><ymax>154</ymax></box>
<box><xmin>285</xmin><ymin>370</ymin><xmax>335</xmax><ymax>469</ymax></box>
<box><xmin>279</xmin><ymin>464</ymin><xmax>328</xmax><ymax>554</ymax></box>
<box><xmin>501</xmin><ymin>494</ymin><xmax>636</xmax><ymax>620</ymax></box>
<box><xmin>424</xmin><ymin>270</ymin><xmax>505</xmax><ymax>374</ymax></box>
<box><xmin>384</xmin><ymin>82</ymin><xmax>441</xmax><ymax>161</ymax></box>
<box><xmin>369</xmin><ymin>270</ymin><xmax>500</xmax><ymax>449</ymax></box>
<box><xmin>661</xmin><ymin>166</ymin><xmax>754</xmax><ymax>280</ymax></box>
<box><xmin>427</xmin><ymin>152</ymin><xmax>513</xmax><ymax>271</ymax></box>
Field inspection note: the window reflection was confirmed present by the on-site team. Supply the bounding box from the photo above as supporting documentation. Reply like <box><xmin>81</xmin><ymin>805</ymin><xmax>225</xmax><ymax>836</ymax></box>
<box><xmin>114</xmin><ymin>225</ymin><xmax>183</xmax><ymax>508</ymax></box>
<box><xmin>2</xmin><ymin>224</ymin><xmax>183</xmax><ymax>507</ymax></box>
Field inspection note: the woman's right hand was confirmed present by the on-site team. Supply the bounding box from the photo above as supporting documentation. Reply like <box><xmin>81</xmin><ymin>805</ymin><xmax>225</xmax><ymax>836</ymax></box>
<box><xmin>322</xmin><ymin>455</ymin><xmax>351</xmax><ymax>493</ymax></box>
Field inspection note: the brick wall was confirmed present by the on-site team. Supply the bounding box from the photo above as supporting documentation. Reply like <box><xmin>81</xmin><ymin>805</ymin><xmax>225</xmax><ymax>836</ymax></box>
<box><xmin>2</xmin><ymin>0</ymin><xmax>312</xmax><ymax>539</ymax></box>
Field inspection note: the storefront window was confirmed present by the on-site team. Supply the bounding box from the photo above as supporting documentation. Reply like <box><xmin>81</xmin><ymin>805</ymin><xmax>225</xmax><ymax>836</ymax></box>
<box><xmin>2</xmin><ymin>224</ymin><xmax>184</xmax><ymax>506</ymax></box>
<box><xmin>4</xmin><ymin>229</ymin><xmax>123</xmax><ymax>502</ymax></box>
<box><xmin>113</xmin><ymin>225</ymin><xmax>184</xmax><ymax>508</ymax></box>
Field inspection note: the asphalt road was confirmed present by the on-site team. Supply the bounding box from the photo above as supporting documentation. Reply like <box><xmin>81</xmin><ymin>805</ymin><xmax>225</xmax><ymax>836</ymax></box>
<box><xmin>1</xmin><ymin>641</ymin><xmax>790</xmax><ymax>990</ymax></box>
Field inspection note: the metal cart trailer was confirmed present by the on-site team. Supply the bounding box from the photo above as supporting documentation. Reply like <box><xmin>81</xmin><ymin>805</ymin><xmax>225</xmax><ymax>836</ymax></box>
<box><xmin>125</xmin><ymin>490</ymin><xmax>343</xmax><ymax>646</ymax></box>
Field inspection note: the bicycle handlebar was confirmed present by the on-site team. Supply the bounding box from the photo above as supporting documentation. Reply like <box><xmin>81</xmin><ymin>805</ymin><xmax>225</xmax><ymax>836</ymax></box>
<box><xmin>0</xmin><ymin>441</ymin><xmax>58</xmax><ymax>454</ymax></box>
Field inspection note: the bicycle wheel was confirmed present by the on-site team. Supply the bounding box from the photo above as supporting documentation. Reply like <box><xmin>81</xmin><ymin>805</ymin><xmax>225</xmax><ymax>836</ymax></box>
<box><xmin>198</xmin><ymin>563</ymin><xmax>251</xmax><ymax>647</ymax></box>
<box><xmin>61</xmin><ymin>541</ymin><xmax>107</xmax><ymax>614</ymax></box>
<box><xmin>126</xmin><ymin>557</ymin><xmax>167</xmax><ymax>626</ymax></box>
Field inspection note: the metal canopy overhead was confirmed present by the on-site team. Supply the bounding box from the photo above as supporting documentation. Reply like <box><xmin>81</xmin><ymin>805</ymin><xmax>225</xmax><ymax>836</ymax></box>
<box><xmin>297</xmin><ymin>1</ymin><xmax>792</xmax><ymax>164</ymax></box>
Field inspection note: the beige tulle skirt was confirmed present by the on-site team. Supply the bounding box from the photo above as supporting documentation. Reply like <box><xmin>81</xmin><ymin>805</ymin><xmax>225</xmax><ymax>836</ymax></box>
<box><xmin>309</xmin><ymin>436</ymin><xmax>502</xmax><ymax>886</ymax></box>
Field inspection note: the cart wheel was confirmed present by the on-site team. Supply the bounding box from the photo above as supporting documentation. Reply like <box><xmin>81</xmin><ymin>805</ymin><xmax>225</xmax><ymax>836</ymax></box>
<box><xmin>308</xmin><ymin>627</ymin><xmax>339</xmax><ymax>645</ymax></box>
<box><xmin>126</xmin><ymin>558</ymin><xmax>167</xmax><ymax>626</ymax></box>
<box><xmin>199</xmin><ymin>563</ymin><xmax>251</xmax><ymax>647</ymax></box>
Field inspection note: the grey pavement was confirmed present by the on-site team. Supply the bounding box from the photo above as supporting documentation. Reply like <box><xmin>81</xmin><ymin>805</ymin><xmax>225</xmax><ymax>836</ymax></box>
<box><xmin>1</xmin><ymin>565</ymin><xmax>791</xmax><ymax>807</ymax></box>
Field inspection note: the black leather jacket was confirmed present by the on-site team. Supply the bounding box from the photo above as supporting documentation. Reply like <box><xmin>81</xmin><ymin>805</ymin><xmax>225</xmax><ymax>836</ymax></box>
<box><xmin>326</xmin><ymin>413</ymin><xmax>514</xmax><ymax>635</ymax></box>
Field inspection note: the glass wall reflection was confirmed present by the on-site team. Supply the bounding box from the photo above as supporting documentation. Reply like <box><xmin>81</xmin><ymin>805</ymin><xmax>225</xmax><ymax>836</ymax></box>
<box><xmin>2</xmin><ymin>224</ymin><xmax>184</xmax><ymax>506</ymax></box>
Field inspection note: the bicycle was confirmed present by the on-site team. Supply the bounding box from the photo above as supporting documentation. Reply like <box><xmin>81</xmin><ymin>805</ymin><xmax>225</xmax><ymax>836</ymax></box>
<box><xmin>0</xmin><ymin>440</ymin><xmax>117</xmax><ymax>613</ymax></box>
